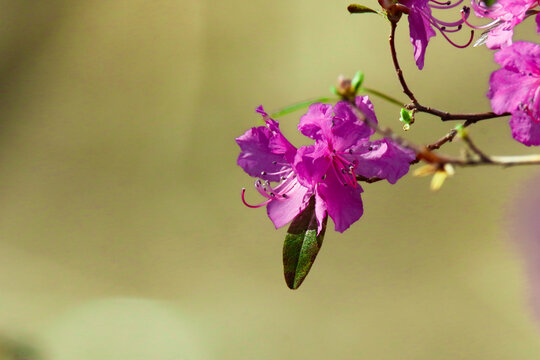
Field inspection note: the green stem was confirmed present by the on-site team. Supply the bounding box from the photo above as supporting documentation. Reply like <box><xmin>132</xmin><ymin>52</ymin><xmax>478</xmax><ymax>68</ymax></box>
<box><xmin>361</xmin><ymin>87</ymin><xmax>404</xmax><ymax>107</ymax></box>
<box><xmin>270</xmin><ymin>97</ymin><xmax>336</xmax><ymax>118</ymax></box>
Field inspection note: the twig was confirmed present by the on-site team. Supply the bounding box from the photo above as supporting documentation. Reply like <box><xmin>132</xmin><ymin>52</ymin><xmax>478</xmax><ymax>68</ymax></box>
<box><xmin>356</xmin><ymin>175</ymin><xmax>383</xmax><ymax>183</ymax></box>
<box><xmin>461</xmin><ymin>134</ymin><xmax>492</xmax><ymax>163</ymax></box>
<box><xmin>427</xmin><ymin>120</ymin><xmax>472</xmax><ymax>150</ymax></box>
<box><xmin>389</xmin><ymin>22</ymin><xmax>418</xmax><ymax>105</ymax></box>
<box><xmin>362</xmin><ymin>86</ymin><xmax>404</xmax><ymax>107</ymax></box>
<box><xmin>388</xmin><ymin>21</ymin><xmax>510</xmax><ymax>123</ymax></box>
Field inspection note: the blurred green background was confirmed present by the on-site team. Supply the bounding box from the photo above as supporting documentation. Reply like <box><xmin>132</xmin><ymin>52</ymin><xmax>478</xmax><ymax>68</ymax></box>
<box><xmin>0</xmin><ymin>1</ymin><xmax>540</xmax><ymax>359</ymax></box>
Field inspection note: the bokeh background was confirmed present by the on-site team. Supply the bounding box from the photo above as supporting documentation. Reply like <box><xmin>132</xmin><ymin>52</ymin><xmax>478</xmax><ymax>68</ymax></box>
<box><xmin>0</xmin><ymin>1</ymin><xmax>540</xmax><ymax>359</ymax></box>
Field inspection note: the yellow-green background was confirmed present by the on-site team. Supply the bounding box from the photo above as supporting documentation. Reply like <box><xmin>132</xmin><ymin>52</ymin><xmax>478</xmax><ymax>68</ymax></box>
<box><xmin>0</xmin><ymin>1</ymin><xmax>539</xmax><ymax>359</ymax></box>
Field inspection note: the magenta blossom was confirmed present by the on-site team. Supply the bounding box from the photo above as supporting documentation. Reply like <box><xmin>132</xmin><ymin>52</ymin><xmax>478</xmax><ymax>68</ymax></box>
<box><xmin>237</xmin><ymin>98</ymin><xmax>415</xmax><ymax>233</ymax></box>
<box><xmin>236</xmin><ymin>107</ymin><xmax>311</xmax><ymax>229</ymax></box>
<box><xmin>487</xmin><ymin>42</ymin><xmax>540</xmax><ymax>146</ymax></box>
<box><xmin>469</xmin><ymin>0</ymin><xmax>539</xmax><ymax>49</ymax></box>
<box><xmin>294</xmin><ymin>96</ymin><xmax>415</xmax><ymax>233</ymax></box>
<box><xmin>395</xmin><ymin>0</ymin><xmax>473</xmax><ymax>69</ymax></box>
<box><xmin>236</xmin><ymin>96</ymin><xmax>415</xmax><ymax>232</ymax></box>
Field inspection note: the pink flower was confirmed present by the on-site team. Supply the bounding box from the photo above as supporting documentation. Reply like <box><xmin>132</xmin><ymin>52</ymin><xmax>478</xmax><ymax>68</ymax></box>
<box><xmin>236</xmin><ymin>107</ymin><xmax>311</xmax><ymax>229</ymax></box>
<box><xmin>469</xmin><ymin>0</ymin><xmax>539</xmax><ymax>49</ymax></box>
<box><xmin>394</xmin><ymin>0</ymin><xmax>473</xmax><ymax>69</ymax></box>
<box><xmin>236</xmin><ymin>97</ymin><xmax>415</xmax><ymax>234</ymax></box>
<box><xmin>295</xmin><ymin>97</ymin><xmax>415</xmax><ymax>232</ymax></box>
<box><xmin>487</xmin><ymin>42</ymin><xmax>540</xmax><ymax>146</ymax></box>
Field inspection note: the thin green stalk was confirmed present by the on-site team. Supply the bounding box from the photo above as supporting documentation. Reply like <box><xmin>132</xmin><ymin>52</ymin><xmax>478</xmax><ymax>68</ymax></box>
<box><xmin>361</xmin><ymin>87</ymin><xmax>404</xmax><ymax>107</ymax></box>
<box><xmin>270</xmin><ymin>97</ymin><xmax>336</xmax><ymax>118</ymax></box>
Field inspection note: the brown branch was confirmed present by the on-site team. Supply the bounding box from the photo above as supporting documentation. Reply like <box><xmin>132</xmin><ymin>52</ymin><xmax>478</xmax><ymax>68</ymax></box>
<box><xmin>347</xmin><ymin>98</ymin><xmax>540</xmax><ymax>169</ymax></box>
<box><xmin>461</xmin><ymin>134</ymin><xmax>492</xmax><ymax>163</ymax></box>
<box><xmin>427</xmin><ymin>120</ymin><xmax>472</xmax><ymax>150</ymax></box>
<box><xmin>388</xmin><ymin>21</ymin><xmax>510</xmax><ymax>123</ymax></box>
<box><xmin>414</xmin><ymin>104</ymin><xmax>510</xmax><ymax>122</ymax></box>
<box><xmin>356</xmin><ymin>175</ymin><xmax>384</xmax><ymax>183</ymax></box>
<box><xmin>389</xmin><ymin>21</ymin><xmax>418</xmax><ymax>105</ymax></box>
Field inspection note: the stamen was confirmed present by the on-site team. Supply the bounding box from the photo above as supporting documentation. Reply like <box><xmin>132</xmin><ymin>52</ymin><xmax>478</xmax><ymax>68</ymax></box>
<box><xmin>429</xmin><ymin>0</ymin><xmax>463</xmax><ymax>10</ymax></box>
<box><xmin>241</xmin><ymin>188</ymin><xmax>272</xmax><ymax>208</ymax></box>
<box><xmin>333</xmin><ymin>155</ymin><xmax>358</xmax><ymax>188</ymax></box>
<box><xmin>418</xmin><ymin>8</ymin><xmax>473</xmax><ymax>48</ymax></box>
<box><xmin>261</xmin><ymin>168</ymin><xmax>291</xmax><ymax>177</ymax></box>
<box><xmin>430</xmin><ymin>0</ymin><xmax>451</xmax><ymax>6</ymax></box>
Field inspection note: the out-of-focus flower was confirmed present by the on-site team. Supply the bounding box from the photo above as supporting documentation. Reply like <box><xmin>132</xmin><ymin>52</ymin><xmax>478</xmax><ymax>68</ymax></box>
<box><xmin>468</xmin><ymin>0</ymin><xmax>539</xmax><ymax>49</ymax></box>
<box><xmin>487</xmin><ymin>41</ymin><xmax>540</xmax><ymax>146</ymax></box>
<box><xmin>413</xmin><ymin>163</ymin><xmax>455</xmax><ymax>191</ymax></box>
<box><xmin>507</xmin><ymin>171</ymin><xmax>540</xmax><ymax>323</ymax></box>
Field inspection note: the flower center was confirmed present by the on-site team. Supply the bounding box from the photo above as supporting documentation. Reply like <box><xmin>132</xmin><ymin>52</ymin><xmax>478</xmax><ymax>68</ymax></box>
<box><xmin>331</xmin><ymin>149</ymin><xmax>358</xmax><ymax>187</ymax></box>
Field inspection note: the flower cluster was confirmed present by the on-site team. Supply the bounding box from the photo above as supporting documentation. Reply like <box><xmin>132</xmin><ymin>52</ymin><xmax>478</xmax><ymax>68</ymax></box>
<box><xmin>236</xmin><ymin>97</ymin><xmax>415</xmax><ymax>234</ymax></box>
<box><xmin>385</xmin><ymin>0</ymin><xmax>539</xmax><ymax>70</ymax></box>
<box><xmin>488</xmin><ymin>41</ymin><xmax>540</xmax><ymax>146</ymax></box>
<box><xmin>470</xmin><ymin>0</ymin><xmax>539</xmax><ymax>49</ymax></box>
<box><xmin>383</xmin><ymin>0</ymin><xmax>540</xmax><ymax>147</ymax></box>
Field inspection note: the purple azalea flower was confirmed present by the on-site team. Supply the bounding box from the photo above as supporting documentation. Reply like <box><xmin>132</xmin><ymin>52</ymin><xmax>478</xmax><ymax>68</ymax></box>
<box><xmin>236</xmin><ymin>107</ymin><xmax>312</xmax><ymax>229</ymax></box>
<box><xmin>487</xmin><ymin>41</ymin><xmax>540</xmax><ymax>146</ymax></box>
<box><xmin>469</xmin><ymin>0</ymin><xmax>539</xmax><ymax>49</ymax></box>
<box><xmin>294</xmin><ymin>96</ymin><xmax>415</xmax><ymax>233</ymax></box>
<box><xmin>394</xmin><ymin>0</ymin><xmax>473</xmax><ymax>69</ymax></box>
<box><xmin>237</xmin><ymin>98</ymin><xmax>415</xmax><ymax>234</ymax></box>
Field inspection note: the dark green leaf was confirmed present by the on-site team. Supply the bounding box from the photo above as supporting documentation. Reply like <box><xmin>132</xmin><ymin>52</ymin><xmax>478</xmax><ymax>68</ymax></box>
<box><xmin>283</xmin><ymin>196</ymin><xmax>327</xmax><ymax>290</ymax></box>
<box><xmin>347</xmin><ymin>4</ymin><xmax>378</xmax><ymax>14</ymax></box>
<box><xmin>351</xmin><ymin>71</ymin><xmax>365</xmax><ymax>92</ymax></box>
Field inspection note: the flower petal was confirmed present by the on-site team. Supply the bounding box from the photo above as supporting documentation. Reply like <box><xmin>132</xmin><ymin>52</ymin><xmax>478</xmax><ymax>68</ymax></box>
<box><xmin>485</xmin><ymin>24</ymin><xmax>515</xmax><ymax>49</ymax></box>
<box><xmin>317</xmin><ymin>169</ymin><xmax>364</xmax><ymax>233</ymax></box>
<box><xmin>267</xmin><ymin>179</ymin><xmax>311</xmax><ymax>229</ymax></box>
<box><xmin>509</xmin><ymin>110</ymin><xmax>540</xmax><ymax>146</ymax></box>
<box><xmin>494</xmin><ymin>42</ymin><xmax>540</xmax><ymax>74</ymax></box>
<box><xmin>236</xmin><ymin>111</ymin><xmax>297</xmax><ymax>181</ymax></box>
<box><xmin>407</xmin><ymin>7</ymin><xmax>436</xmax><ymax>70</ymax></box>
<box><xmin>351</xmin><ymin>139</ymin><xmax>415</xmax><ymax>184</ymax></box>
<box><xmin>298</xmin><ymin>103</ymin><xmax>333</xmax><ymax>140</ymax></box>
<box><xmin>294</xmin><ymin>143</ymin><xmax>331</xmax><ymax>188</ymax></box>
<box><xmin>314</xmin><ymin>192</ymin><xmax>327</xmax><ymax>235</ymax></box>
<box><xmin>331</xmin><ymin>100</ymin><xmax>374</xmax><ymax>150</ymax></box>
<box><xmin>488</xmin><ymin>68</ymin><xmax>538</xmax><ymax>114</ymax></box>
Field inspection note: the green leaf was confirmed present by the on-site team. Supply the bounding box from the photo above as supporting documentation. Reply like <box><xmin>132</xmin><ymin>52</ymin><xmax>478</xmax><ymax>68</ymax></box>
<box><xmin>283</xmin><ymin>196</ymin><xmax>328</xmax><ymax>290</ymax></box>
<box><xmin>270</xmin><ymin>97</ymin><xmax>333</xmax><ymax>118</ymax></box>
<box><xmin>347</xmin><ymin>4</ymin><xmax>378</xmax><ymax>14</ymax></box>
<box><xmin>481</xmin><ymin>0</ymin><xmax>498</xmax><ymax>6</ymax></box>
<box><xmin>399</xmin><ymin>108</ymin><xmax>412</xmax><ymax>124</ymax></box>
<box><xmin>455</xmin><ymin>123</ymin><xmax>467</xmax><ymax>138</ymax></box>
<box><xmin>351</xmin><ymin>71</ymin><xmax>365</xmax><ymax>92</ymax></box>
